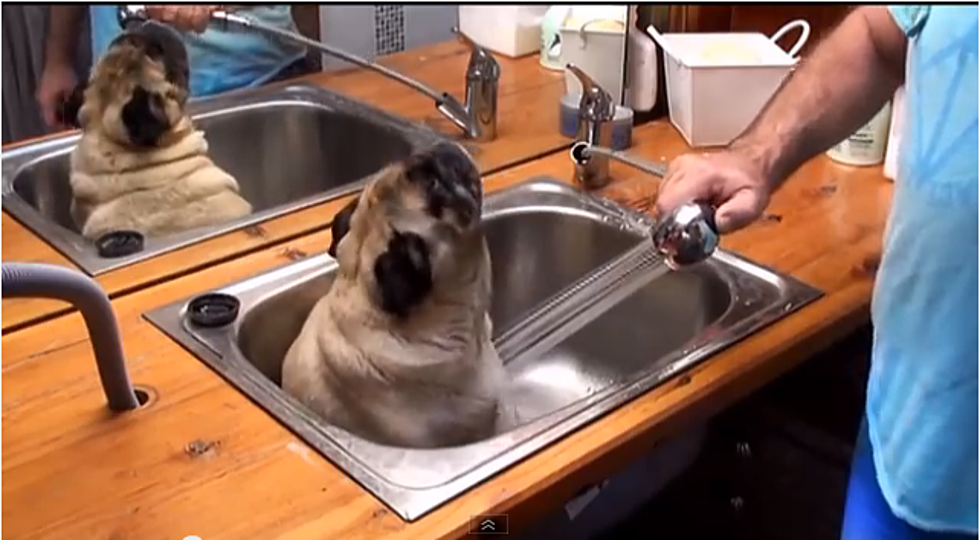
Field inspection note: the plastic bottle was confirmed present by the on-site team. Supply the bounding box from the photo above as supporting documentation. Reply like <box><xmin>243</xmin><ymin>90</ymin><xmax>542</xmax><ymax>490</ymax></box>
<box><xmin>827</xmin><ymin>102</ymin><xmax>893</xmax><ymax>167</ymax></box>
<box><xmin>626</xmin><ymin>21</ymin><xmax>658</xmax><ymax>112</ymax></box>
<box><xmin>883</xmin><ymin>86</ymin><xmax>905</xmax><ymax>181</ymax></box>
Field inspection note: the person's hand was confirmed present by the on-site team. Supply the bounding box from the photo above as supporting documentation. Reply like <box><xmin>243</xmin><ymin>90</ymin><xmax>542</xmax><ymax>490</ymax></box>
<box><xmin>656</xmin><ymin>150</ymin><xmax>772</xmax><ymax>234</ymax></box>
<box><xmin>36</xmin><ymin>61</ymin><xmax>78</xmax><ymax>128</ymax></box>
<box><xmin>145</xmin><ymin>5</ymin><xmax>222</xmax><ymax>33</ymax></box>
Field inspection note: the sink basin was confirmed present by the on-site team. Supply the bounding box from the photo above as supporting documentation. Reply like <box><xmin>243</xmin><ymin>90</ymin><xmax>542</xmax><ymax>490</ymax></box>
<box><xmin>144</xmin><ymin>177</ymin><xmax>823</xmax><ymax>521</ymax></box>
<box><xmin>1</xmin><ymin>83</ymin><xmax>445</xmax><ymax>275</ymax></box>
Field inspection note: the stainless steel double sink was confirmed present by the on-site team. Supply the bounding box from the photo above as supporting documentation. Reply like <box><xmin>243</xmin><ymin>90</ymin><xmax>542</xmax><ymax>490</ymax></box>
<box><xmin>145</xmin><ymin>178</ymin><xmax>823</xmax><ymax>521</ymax></box>
<box><xmin>1</xmin><ymin>83</ymin><xmax>445</xmax><ymax>275</ymax></box>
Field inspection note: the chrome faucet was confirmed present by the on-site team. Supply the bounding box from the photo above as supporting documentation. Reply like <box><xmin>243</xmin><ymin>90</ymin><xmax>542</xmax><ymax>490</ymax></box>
<box><xmin>566</xmin><ymin>64</ymin><xmax>616</xmax><ymax>189</ymax></box>
<box><xmin>452</xmin><ymin>28</ymin><xmax>500</xmax><ymax>142</ymax></box>
<box><xmin>117</xmin><ymin>5</ymin><xmax>500</xmax><ymax>141</ymax></box>
<box><xmin>569</xmin><ymin>141</ymin><xmax>720</xmax><ymax>267</ymax></box>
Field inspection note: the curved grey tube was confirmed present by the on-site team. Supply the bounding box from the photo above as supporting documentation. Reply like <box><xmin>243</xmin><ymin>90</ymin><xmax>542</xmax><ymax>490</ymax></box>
<box><xmin>2</xmin><ymin>263</ymin><xmax>140</xmax><ymax>411</ymax></box>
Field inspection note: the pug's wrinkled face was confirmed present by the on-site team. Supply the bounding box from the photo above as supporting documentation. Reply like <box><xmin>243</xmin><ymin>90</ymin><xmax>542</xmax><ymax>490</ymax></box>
<box><xmin>328</xmin><ymin>142</ymin><xmax>485</xmax><ymax>319</ymax></box>
<box><xmin>78</xmin><ymin>22</ymin><xmax>191</xmax><ymax>148</ymax></box>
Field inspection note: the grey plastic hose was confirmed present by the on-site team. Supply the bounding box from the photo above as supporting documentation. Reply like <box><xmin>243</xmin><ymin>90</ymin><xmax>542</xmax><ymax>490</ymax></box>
<box><xmin>2</xmin><ymin>263</ymin><xmax>141</xmax><ymax>411</ymax></box>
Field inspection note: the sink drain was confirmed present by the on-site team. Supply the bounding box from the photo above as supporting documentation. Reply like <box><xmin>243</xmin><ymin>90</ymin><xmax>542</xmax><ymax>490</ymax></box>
<box><xmin>96</xmin><ymin>230</ymin><xmax>145</xmax><ymax>258</ymax></box>
<box><xmin>187</xmin><ymin>293</ymin><xmax>240</xmax><ymax>328</ymax></box>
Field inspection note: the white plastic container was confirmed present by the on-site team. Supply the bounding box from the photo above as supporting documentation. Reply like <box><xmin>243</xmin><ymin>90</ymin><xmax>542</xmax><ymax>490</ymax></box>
<box><xmin>828</xmin><ymin>102</ymin><xmax>893</xmax><ymax>167</ymax></box>
<box><xmin>646</xmin><ymin>20</ymin><xmax>810</xmax><ymax>148</ymax></box>
<box><xmin>560</xmin><ymin>6</ymin><xmax>629</xmax><ymax>103</ymax></box>
<box><xmin>458</xmin><ymin>5</ymin><xmax>548</xmax><ymax>58</ymax></box>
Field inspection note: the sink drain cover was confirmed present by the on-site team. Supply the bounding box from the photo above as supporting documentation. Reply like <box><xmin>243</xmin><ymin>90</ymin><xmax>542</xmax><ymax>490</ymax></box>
<box><xmin>95</xmin><ymin>230</ymin><xmax>145</xmax><ymax>258</ymax></box>
<box><xmin>187</xmin><ymin>293</ymin><xmax>241</xmax><ymax>328</ymax></box>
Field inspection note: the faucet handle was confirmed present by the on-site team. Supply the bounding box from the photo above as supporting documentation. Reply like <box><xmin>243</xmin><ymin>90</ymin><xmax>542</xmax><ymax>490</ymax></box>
<box><xmin>452</xmin><ymin>28</ymin><xmax>501</xmax><ymax>82</ymax></box>
<box><xmin>566</xmin><ymin>64</ymin><xmax>615</xmax><ymax>122</ymax></box>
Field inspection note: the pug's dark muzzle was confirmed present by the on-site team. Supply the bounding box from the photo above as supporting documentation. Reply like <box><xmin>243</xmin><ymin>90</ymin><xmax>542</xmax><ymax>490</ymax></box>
<box><xmin>326</xmin><ymin>142</ymin><xmax>482</xmax><ymax>258</ymax></box>
<box><xmin>406</xmin><ymin>142</ymin><xmax>483</xmax><ymax>227</ymax></box>
<box><xmin>105</xmin><ymin>21</ymin><xmax>191</xmax><ymax>148</ymax></box>
<box><xmin>109</xmin><ymin>20</ymin><xmax>190</xmax><ymax>90</ymax></box>
<box><xmin>61</xmin><ymin>21</ymin><xmax>191</xmax><ymax>132</ymax></box>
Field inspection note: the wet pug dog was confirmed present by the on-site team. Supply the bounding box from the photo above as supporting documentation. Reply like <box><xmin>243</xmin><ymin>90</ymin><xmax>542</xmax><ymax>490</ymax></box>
<box><xmin>281</xmin><ymin>142</ymin><xmax>508</xmax><ymax>449</ymax></box>
<box><xmin>69</xmin><ymin>22</ymin><xmax>251</xmax><ymax>241</ymax></box>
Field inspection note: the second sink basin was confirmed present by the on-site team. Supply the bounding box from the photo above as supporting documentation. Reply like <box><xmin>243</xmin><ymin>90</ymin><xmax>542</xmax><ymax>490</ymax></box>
<box><xmin>2</xmin><ymin>83</ymin><xmax>445</xmax><ymax>275</ymax></box>
<box><xmin>144</xmin><ymin>178</ymin><xmax>823</xmax><ymax>521</ymax></box>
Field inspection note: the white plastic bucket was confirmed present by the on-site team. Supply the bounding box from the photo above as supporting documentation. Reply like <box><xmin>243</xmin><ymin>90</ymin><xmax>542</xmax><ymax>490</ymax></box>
<box><xmin>647</xmin><ymin>20</ymin><xmax>811</xmax><ymax>148</ymax></box>
<box><xmin>560</xmin><ymin>6</ymin><xmax>629</xmax><ymax>102</ymax></box>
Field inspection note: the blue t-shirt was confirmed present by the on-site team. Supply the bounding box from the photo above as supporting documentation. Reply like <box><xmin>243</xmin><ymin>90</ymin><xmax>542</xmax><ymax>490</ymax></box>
<box><xmin>869</xmin><ymin>5</ymin><xmax>978</xmax><ymax>534</ymax></box>
<box><xmin>89</xmin><ymin>5</ymin><xmax>306</xmax><ymax>97</ymax></box>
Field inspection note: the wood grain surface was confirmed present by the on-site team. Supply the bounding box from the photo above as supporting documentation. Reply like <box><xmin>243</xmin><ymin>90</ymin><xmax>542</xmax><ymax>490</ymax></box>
<box><xmin>1</xmin><ymin>39</ymin><xmax>568</xmax><ymax>332</ymax></box>
<box><xmin>1</xmin><ymin>120</ymin><xmax>893</xmax><ymax>540</ymax></box>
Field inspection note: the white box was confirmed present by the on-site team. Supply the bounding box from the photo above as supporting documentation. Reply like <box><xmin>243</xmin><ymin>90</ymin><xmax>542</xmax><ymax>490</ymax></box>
<box><xmin>648</xmin><ymin>20</ymin><xmax>810</xmax><ymax>148</ymax></box>
<box><xmin>457</xmin><ymin>6</ymin><xmax>549</xmax><ymax>58</ymax></box>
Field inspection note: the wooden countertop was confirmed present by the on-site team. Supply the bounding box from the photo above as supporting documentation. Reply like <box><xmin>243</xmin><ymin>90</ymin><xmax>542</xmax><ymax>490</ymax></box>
<box><xmin>1</xmin><ymin>39</ymin><xmax>567</xmax><ymax>332</ymax></box>
<box><xmin>1</xmin><ymin>121</ymin><xmax>893</xmax><ymax>540</ymax></box>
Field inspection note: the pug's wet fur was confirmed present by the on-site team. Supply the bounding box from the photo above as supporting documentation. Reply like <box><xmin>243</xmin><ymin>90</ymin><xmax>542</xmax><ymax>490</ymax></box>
<box><xmin>69</xmin><ymin>22</ymin><xmax>251</xmax><ymax>240</ymax></box>
<box><xmin>281</xmin><ymin>142</ymin><xmax>508</xmax><ymax>448</ymax></box>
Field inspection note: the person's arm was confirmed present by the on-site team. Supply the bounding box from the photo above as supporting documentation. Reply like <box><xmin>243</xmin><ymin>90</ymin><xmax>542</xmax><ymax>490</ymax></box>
<box><xmin>656</xmin><ymin>6</ymin><xmax>910</xmax><ymax>233</ymax></box>
<box><xmin>36</xmin><ymin>5</ymin><xmax>85</xmax><ymax>127</ymax></box>
<box><xmin>145</xmin><ymin>5</ymin><xmax>218</xmax><ymax>33</ymax></box>
<box><xmin>146</xmin><ymin>4</ymin><xmax>261</xmax><ymax>33</ymax></box>
<box><xmin>43</xmin><ymin>5</ymin><xmax>85</xmax><ymax>71</ymax></box>
<box><xmin>733</xmin><ymin>6</ymin><xmax>908</xmax><ymax>188</ymax></box>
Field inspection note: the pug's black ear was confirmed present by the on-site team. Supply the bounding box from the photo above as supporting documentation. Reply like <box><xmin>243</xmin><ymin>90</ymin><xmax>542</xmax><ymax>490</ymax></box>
<box><xmin>373</xmin><ymin>231</ymin><xmax>432</xmax><ymax>318</ymax></box>
<box><xmin>121</xmin><ymin>86</ymin><xmax>169</xmax><ymax>147</ymax></box>
<box><xmin>327</xmin><ymin>197</ymin><xmax>359</xmax><ymax>258</ymax></box>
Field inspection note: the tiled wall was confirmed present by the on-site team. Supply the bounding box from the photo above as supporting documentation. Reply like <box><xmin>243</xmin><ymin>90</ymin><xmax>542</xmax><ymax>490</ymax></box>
<box><xmin>318</xmin><ymin>4</ymin><xmax>458</xmax><ymax>72</ymax></box>
<box><xmin>374</xmin><ymin>5</ymin><xmax>406</xmax><ymax>56</ymax></box>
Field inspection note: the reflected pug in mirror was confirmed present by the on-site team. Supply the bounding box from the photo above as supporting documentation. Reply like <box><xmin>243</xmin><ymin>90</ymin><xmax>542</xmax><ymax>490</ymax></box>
<box><xmin>68</xmin><ymin>22</ymin><xmax>252</xmax><ymax>241</ymax></box>
<box><xmin>281</xmin><ymin>142</ymin><xmax>509</xmax><ymax>449</ymax></box>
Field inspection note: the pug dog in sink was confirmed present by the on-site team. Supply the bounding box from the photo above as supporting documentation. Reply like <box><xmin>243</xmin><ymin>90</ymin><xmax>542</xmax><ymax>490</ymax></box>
<box><xmin>68</xmin><ymin>22</ymin><xmax>251</xmax><ymax>241</ymax></box>
<box><xmin>281</xmin><ymin>142</ymin><xmax>509</xmax><ymax>449</ymax></box>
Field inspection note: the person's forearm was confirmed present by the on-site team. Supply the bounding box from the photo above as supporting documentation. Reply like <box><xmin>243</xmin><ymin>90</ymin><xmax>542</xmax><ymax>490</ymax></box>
<box><xmin>44</xmin><ymin>5</ymin><xmax>85</xmax><ymax>67</ymax></box>
<box><xmin>734</xmin><ymin>7</ymin><xmax>907</xmax><ymax>188</ymax></box>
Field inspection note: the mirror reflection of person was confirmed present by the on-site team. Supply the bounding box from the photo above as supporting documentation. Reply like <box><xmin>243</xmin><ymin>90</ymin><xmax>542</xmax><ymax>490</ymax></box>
<box><xmin>656</xmin><ymin>5</ymin><xmax>977</xmax><ymax>540</ymax></box>
<box><xmin>36</xmin><ymin>4</ymin><xmax>311</xmax><ymax>129</ymax></box>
